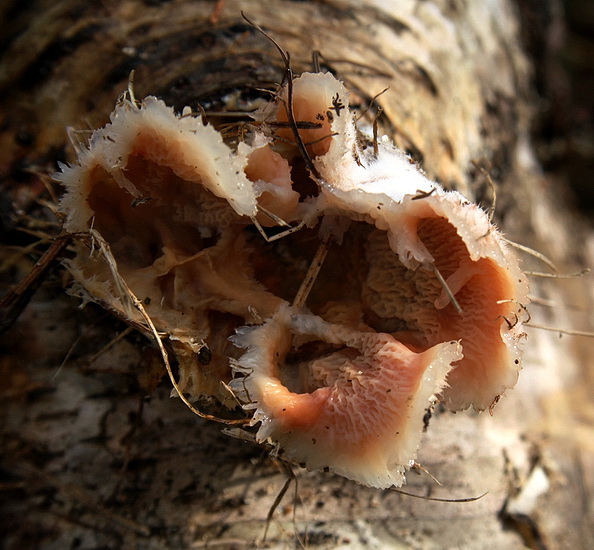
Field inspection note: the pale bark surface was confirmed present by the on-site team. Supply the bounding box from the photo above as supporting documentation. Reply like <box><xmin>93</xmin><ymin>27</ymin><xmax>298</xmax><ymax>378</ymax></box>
<box><xmin>1</xmin><ymin>1</ymin><xmax>593</xmax><ymax>549</ymax></box>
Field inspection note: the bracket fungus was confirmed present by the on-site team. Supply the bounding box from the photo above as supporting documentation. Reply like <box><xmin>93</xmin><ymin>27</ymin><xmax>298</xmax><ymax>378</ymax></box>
<box><xmin>57</xmin><ymin>70</ymin><xmax>528</xmax><ymax>488</ymax></box>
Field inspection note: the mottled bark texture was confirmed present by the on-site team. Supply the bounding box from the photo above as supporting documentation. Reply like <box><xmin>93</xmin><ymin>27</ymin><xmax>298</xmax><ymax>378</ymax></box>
<box><xmin>1</xmin><ymin>1</ymin><xmax>593</xmax><ymax>548</ymax></box>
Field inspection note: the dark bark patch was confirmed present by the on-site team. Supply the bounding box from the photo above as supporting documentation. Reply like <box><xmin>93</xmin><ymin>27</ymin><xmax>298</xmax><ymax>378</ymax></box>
<box><xmin>18</xmin><ymin>22</ymin><xmax>103</xmax><ymax>89</ymax></box>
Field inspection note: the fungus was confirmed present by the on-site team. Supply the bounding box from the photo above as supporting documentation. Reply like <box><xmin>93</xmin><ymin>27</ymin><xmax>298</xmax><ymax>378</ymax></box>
<box><xmin>61</xmin><ymin>97</ymin><xmax>258</xmax><ymax>226</ymax></box>
<box><xmin>231</xmin><ymin>305</ymin><xmax>463</xmax><ymax>488</ymax></box>
<box><xmin>259</xmin><ymin>71</ymin><xmax>351</xmax><ymax>160</ymax></box>
<box><xmin>58</xmin><ymin>69</ymin><xmax>528</xmax><ymax>488</ymax></box>
<box><xmin>358</xmin><ymin>194</ymin><xmax>528</xmax><ymax>411</ymax></box>
<box><xmin>311</xmin><ymin>182</ymin><xmax>529</xmax><ymax>411</ymax></box>
<box><xmin>270</xmin><ymin>72</ymin><xmax>529</xmax><ymax>411</ymax></box>
<box><xmin>242</xmin><ymin>139</ymin><xmax>299</xmax><ymax>226</ymax></box>
<box><xmin>57</xmin><ymin>96</ymin><xmax>284</xmax><ymax>403</ymax></box>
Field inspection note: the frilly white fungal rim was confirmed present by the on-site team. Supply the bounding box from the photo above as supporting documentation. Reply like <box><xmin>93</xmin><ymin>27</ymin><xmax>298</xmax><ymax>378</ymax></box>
<box><xmin>59</xmin><ymin>96</ymin><xmax>258</xmax><ymax>224</ymax></box>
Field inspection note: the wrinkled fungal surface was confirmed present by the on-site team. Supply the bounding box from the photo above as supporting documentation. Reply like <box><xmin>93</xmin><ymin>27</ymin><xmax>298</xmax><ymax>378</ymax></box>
<box><xmin>57</xmin><ymin>71</ymin><xmax>529</xmax><ymax>488</ymax></box>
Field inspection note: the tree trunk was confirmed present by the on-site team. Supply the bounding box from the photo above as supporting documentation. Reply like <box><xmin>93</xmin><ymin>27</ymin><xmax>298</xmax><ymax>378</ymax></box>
<box><xmin>1</xmin><ymin>1</ymin><xmax>593</xmax><ymax>548</ymax></box>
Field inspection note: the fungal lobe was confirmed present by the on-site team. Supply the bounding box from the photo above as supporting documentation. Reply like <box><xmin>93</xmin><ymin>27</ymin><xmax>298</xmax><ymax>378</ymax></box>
<box><xmin>57</xmin><ymin>71</ymin><xmax>528</xmax><ymax>488</ymax></box>
<box><xmin>231</xmin><ymin>305</ymin><xmax>463</xmax><ymax>488</ymax></box>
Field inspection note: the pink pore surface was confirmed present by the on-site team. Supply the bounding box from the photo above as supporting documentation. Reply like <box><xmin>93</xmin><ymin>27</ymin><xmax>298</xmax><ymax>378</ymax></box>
<box><xmin>416</xmin><ymin>217</ymin><xmax>520</xmax><ymax>409</ymax></box>
<box><xmin>248</xmin><ymin>317</ymin><xmax>456</xmax><ymax>481</ymax></box>
<box><xmin>363</xmin><ymin>216</ymin><xmax>522</xmax><ymax>411</ymax></box>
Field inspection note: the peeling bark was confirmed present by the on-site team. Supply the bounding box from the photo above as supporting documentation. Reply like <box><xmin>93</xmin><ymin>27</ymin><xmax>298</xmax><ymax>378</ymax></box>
<box><xmin>1</xmin><ymin>1</ymin><xmax>593</xmax><ymax>548</ymax></box>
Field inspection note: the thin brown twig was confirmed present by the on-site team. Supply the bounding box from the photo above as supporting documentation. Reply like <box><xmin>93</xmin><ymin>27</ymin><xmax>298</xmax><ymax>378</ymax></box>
<box><xmin>0</xmin><ymin>234</ymin><xmax>72</xmax><ymax>334</ymax></box>
<box><xmin>87</xmin><ymin>326</ymin><xmax>135</xmax><ymax>365</ymax></box>
<box><xmin>262</xmin><ymin>474</ymin><xmax>292</xmax><ymax>543</ymax></box>
<box><xmin>390</xmin><ymin>487</ymin><xmax>488</xmax><ymax>503</ymax></box>
<box><xmin>503</xmin><ymin>239</ymin><xmax>557</xmax><ymax>271</ymax></box>
<box><xmin>292</xmin><ymin>236</ymin><xmax>331</xmax><ymax>309</ymax></box>
<box><xmin>53</xmin><ymin>311</ymin><xmax>111</xmax><ymax>380</ymax></box>
<box><xmin>525</xmin><ymin>268</ymin><xmax>590</xmax><ymax>279</ymax></box>
<box><xmin>472</xmin><ymin>161</ymin><xmax>497</xmax><ymax>223</ymax></box>
<box><xmin>356</xmin><ymin>86</ymin><xmax>389</xmax><ymax>122</ymax></box>
<box><xmin>311</xmin><ymin>52</ymin><xmax>392</xmax><ymax>78</ymax></box>
<box><xmin>430</xmin><ymin>263</ymin><xmax>464</xmax><ymax>314</ymax></box>
<box><xmin>373</xmin><ymin>105</ymin><xmax>382</xmax><ymax>157</ymax></box>
<box><xmin>312</xmin><ymin>49</ymin><xmax>321</xmax><ymax>73</ymax></box>
<box><xmin>411</xmin><ymin>462</ymin><xmax>443</xmax><ymax>486</ymax></box>
<box><xmin>526</xmin><ymin>323</ymin><xmax>594</xmax><ymax>338</ymax></box>
<box><xmin>80</xmin><ymin>230</ymin><xmax>249</xmax><ymax>425</ymax></box>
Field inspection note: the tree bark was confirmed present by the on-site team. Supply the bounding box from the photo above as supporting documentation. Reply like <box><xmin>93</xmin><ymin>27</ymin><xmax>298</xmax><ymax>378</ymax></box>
<box><xmin>1</xmin><ymin>1</ymin><xmax>593</xmax><ymax>549</ymax></box>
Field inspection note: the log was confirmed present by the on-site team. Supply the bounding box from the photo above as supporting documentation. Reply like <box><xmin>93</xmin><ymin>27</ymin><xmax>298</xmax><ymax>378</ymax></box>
<box><xmin>1</xmin><ymin>1</ymin><xmax>593</xmax><ymax>548</ymax></box>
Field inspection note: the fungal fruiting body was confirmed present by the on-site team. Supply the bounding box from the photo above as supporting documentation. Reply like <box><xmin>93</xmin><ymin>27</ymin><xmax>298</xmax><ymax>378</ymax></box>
<box><xmin>231</xmin><ymin>305</ymin><xmax>463</xmax><ymax>488</ymax></box>
<box><xmin>57</xmin><ymin>71</ymin><xmax>528</xmax><ymax>488</ymax></box>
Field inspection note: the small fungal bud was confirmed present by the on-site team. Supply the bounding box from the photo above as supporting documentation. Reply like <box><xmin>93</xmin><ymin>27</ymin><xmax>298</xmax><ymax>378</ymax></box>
<box><xmin>261</xmin><ymin>72</ymin><xmax>352</xmax><ymax>159</ymax></box>
<box><xmin>242</xmin><ymin>140</ymin><xmax>299</xmax><ymax>226</ymax></box>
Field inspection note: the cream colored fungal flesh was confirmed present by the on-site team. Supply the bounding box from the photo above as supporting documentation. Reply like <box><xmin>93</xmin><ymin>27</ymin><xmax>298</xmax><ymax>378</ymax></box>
<box><xmin>58</xmin><ymin>71</ymin><xmax>528</xmax><ymax>487</ymax></box>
